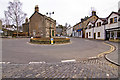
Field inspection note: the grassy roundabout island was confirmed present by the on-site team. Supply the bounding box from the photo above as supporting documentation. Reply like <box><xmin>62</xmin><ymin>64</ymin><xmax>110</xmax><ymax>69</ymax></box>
<box><xmin>30</xmin><ymin>37</ymin><xmax>70</xmax><ymax>44</ymax></box>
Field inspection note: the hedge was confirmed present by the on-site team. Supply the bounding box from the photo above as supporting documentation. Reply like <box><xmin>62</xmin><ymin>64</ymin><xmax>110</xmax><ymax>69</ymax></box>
<box><xmin>30</xmin><ymin>37</ymin><xmax>70</xmax><ymax>44</ymax></box>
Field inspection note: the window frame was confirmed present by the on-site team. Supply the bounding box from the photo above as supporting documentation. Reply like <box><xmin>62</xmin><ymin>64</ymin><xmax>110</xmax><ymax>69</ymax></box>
<box><xmin>110</xmin><ymin>18</ymin><xmax>114</xmax><ymax>24</ymax></box>
<box><xmin>98</xmin><ymin>32</ymin><xmax>100</xmax><ymax>37</ymax></box>
<box><xmin>114</xmin><ymin>17</ymin><xmax>117</xmax><ymax>23</ymax></box>
<box><xmin>89</xmin><ymin>32</ymin><xmax>91</xmax><ymax>36</ymax></box>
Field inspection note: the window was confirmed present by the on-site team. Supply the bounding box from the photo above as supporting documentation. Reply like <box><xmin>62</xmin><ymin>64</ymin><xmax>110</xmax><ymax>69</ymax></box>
<box><xmin>114</xmin><ymin>17</ymin><xmax>117</xmax><ymax>23</ymax></box>
<box><xmin>89</xmin><ymin>25</ymin><xmax>91</xmax><ymax>29</ymax></box>
<box><xmin>117</xmin><ymin>31</ymin><xmax>120</xmax><ymax>38</ymax></box>
<box><xmin>89</xmin><ymin>32</ymin><xmax>91</xmax><ymax>36</ymax></box>
<box><xmin>97</xmin><ymin>22</ymin><xmax>101</xmax><ymax>27</ymax></box>
<box><xmin>110</xmin><ymin>18</ymin><xmax>114</xmax><ymax>24</ymax></box>
<box><xmin>97</xmin><ymin>23</ymin><xmax>98</xmax><ymax>27</ymax></box>
<box><xmin>99</xmin><ymin>22</ymin><xmax>101</xmax><ymax>26</ymax></box>
<box><xmin>98</xmin><ymin>32</ymin><xmax>100</xmax><ymax>37</ymax></box>
<box><xmin>111</xmin><ymin>31</ymin><xmax>114</xmax><ymax>38</ymax></box>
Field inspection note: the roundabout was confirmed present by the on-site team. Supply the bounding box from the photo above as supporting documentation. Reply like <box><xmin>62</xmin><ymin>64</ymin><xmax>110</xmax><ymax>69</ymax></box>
<box><xmin>30</xmin><ymin>37</ymin><xmax>70</xmax><ymax>45</ymax></box>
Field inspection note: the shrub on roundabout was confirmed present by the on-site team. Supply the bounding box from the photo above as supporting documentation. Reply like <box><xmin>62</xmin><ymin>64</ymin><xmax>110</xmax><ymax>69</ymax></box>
<box><xmin>30</xmin><ymin>37</ymin><xmax>70</xmax><ymax>44</ymax></box>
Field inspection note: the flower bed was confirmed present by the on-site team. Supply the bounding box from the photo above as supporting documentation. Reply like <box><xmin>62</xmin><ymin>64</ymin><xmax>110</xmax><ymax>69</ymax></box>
<box><xmin>30</xmin><ymin>37</ymin><xmax>70</xmax><ymax>44</ymax></box>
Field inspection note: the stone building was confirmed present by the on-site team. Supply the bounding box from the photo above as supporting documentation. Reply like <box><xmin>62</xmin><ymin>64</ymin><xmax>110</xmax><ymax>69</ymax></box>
<box><xmin>73</xmin><ymin>11</ymin><xmax>98</xmax><ymax>38</ymax></box>
<box><xmin>29</xmin><ymin>5</ymin><xmax>56</xmax><ymax>37</ymax></box>
<box><xmin>22</xmin><ymin>18</ymin><xmax>29</xmax><ymax>36</ymax></box>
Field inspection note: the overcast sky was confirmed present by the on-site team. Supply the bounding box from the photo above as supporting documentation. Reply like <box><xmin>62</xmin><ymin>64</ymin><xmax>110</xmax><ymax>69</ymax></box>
<box><xmin>0</xmin><ymin>0</ymin><xmax>119</xmax><ymax>26</ymax></box>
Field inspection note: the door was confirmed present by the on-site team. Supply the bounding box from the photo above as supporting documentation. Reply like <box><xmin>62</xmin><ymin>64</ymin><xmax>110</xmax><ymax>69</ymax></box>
<box><xmin>94</xmin><ymin>33</ymin><xmax>96</xmax><ymax>39</ymax></box>
<box><xmin>106</xmin><ymin>31</ymin><xmax>110</xmax><ymax>40</ymax></box>
<box><xmin>52</xmin><ymin>30</ymin><xmax>54</xmax><ymax>37</ymax></box>
<box><xmin>86</xmin><ymin>33</ymin><xmax>88</xmax><ymax>38</ymax></box>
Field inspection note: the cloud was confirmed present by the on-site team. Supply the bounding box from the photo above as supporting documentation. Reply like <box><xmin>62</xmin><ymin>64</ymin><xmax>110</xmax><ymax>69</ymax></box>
<box><xmin>0</xmin><ymin>0</ymin><xmax>119</xmax><ymax>26</ymax></box>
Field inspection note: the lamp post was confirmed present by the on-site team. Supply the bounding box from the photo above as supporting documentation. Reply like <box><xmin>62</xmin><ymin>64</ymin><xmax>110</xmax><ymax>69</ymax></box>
<box><xmin>46</xmin><ymin>12</ymin><xmax>54</xmax><ymax>44</ymax></box>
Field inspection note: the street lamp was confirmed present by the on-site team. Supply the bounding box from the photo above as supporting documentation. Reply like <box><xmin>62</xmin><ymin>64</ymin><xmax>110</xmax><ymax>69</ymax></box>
<box><xmin>46</xmin><ymin>12</ymin><xmax>54</xmax><ymax>44</ymax></box>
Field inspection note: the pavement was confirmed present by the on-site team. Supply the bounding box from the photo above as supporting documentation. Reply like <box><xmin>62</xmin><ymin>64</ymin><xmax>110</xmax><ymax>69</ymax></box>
<box><xmin>2</xmin><ymin>57</ymin><xmax>118</xmax><ymax>78</ymax></box>
<box><xmin>105</xmin><ymin>41</ymin><xmax>120</xmax><ymax>65</ymax></box>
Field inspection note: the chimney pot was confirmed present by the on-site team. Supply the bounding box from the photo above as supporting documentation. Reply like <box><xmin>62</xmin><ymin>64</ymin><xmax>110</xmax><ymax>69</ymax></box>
<box><xmin>92</xmin><ymin>11</ymin><xmax>96</xmax><ymax>16</ymax></box>
<box><xmin>35</xmin><ymin>5</ymin><xmax>39</xmax><ymax>12</ymax></box>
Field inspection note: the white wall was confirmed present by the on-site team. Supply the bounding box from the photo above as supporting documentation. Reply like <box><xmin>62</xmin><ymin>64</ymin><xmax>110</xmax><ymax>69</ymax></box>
<box><xmin>94</xmin><ymin>19</ymin><xmax>105</xmax><ymax>40</ymax></box>
<box><xmin>94</xmin><ymin>25</ymin><xmax>105</xmax><ymax>40</ymax></box>
<box><xmin>85</xmin><ymin>28</ymin><xmax>94</xmax><ymax>38</ymax></box>
<box><xmin>106</xmin><ymin>13</ymin><xmax>119</xmax><ymax>29</ymax></box>
<box><xmin>66</xmin><ymin>27</ymin><xmax>73</xmax><ymax>36</ymax></box>
<box><xmin>85</xmin><ymin>22</ymin><xmax>94</xmax><ymax>38</ymax></box>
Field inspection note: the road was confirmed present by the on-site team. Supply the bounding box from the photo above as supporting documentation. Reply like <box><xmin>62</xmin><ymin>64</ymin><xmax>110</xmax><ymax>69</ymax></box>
<box><xmin>2</xmin><ymin>37</ymin><xmax>119</xmax><ymax>78</ymax></box>
<box><xmin>2</xmin><ymin>37</ymin><xmax>110</xmax><ymax>64</ymax></box>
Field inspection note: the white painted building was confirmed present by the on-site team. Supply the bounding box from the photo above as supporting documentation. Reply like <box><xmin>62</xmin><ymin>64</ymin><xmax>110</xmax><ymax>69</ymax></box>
<box><xmin>85</xmin><ymin>11</ymin><xmax>120</xmax><ymax>40</ymax></box>
<box><xmin>94</xmin><ymin>18</ymin><xmax>106</xmax><ymax>40</ymax></box>
<box><xmin>66</xmin><ymin>26</ymin><xmax>73</xmax><ymax>37</ymax></box>
<box><xmin>105</xmin><ymin>12</ymin><xmax>120</xmax><ymax>40</ymax></box>
<box><xmin>85</xmin><ymin>22</ymin><xmax>94</xmax><ymax>39</ymax></box>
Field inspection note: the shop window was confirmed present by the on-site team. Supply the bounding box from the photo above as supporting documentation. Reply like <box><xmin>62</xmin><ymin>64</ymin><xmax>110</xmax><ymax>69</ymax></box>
<box><xmin>89</xmin><ymin>32</ymin><xmax>91</xmax><ymax>36</ymax></box>
<box><xmin>114</xmin><ymin>17</ymin><xmax>117</xmax><ymax>23</ymax></box>
<box><xmin>98</xmin><ymin>32</ymin><xmax>100</xmax><ymax>37</ymax></box>
<box><xmin>117</xmin><ymin>31</ymin><xmax>120</xmax><ymax>38</ymax></box>
<box><xmin>110</xmin><ymin>18</ymin><xmax>114</xmax><ymax>24</ymax></box>
<box><xmin>111</xmin><ymin>32</ymin><xmax>114</xmax><ymax>38</ymax></box>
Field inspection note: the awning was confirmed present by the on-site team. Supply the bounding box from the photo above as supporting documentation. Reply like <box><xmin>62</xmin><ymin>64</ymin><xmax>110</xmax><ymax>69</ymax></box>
<box><xmin>77</xmin><ymin>29</ymin><xmax>82</xmax><ymax>32</ymax></box>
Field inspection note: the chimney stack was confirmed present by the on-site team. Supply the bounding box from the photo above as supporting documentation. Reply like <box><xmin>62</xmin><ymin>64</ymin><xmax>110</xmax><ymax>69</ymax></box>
<box><xmin>92</xmin><ymin>11</ymin><xmax>96</xmax><ymax>16</ymax></box>
<box><xmin>35</xmin><ymin>5</ymin><xmax>39</xmax><ymax>12</ymax></box>
<box><xmin>25</xmin><ymin>18</ymin><xmax>28</xmax><ymax>23</ymax></box>
<box><xmin>81</xmin><ymin>18</ymin><xmax>84</xmax><ymax>22</ymax></box>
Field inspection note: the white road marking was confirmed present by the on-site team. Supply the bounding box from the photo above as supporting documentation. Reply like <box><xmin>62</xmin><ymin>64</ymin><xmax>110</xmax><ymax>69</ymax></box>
<box><xmin>88</xmin><ymin>56</ymin><xmax>97</xmax><ymax>59</ymax></box>
<box><xmin>61</xmin><ymin>59</ymin><xmax>76</xmax><ymax>63</ymax></box>
<box><xmin>0</xmin><ymin>62</ymin><xmax>10</xmax><ymax>64</ymax></box>
<box><xmin>29</xmin><ymin>61</ymin><xmax>46</xmax><ymax>64</ymax></box>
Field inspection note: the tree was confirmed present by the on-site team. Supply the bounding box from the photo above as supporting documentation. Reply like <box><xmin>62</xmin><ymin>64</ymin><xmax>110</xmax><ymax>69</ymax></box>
<box><xmin>4</xmin><ymin>0</ymin><xmax>26</xmax><ymax>37</ymax></box>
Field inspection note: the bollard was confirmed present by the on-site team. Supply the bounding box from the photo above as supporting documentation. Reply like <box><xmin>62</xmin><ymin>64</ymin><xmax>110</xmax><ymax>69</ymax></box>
<box><xmin>51</xmin><ymin>38</ymin><xmax>53</xmax><ymax>44</ymax></box>
<box><xmin>31</xmin><ymin>37</ymin><xmax>33</xmax><ymax>39</ymax></box>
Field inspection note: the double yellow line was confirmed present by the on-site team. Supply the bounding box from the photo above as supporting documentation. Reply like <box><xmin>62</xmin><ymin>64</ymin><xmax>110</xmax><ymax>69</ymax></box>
<box><xmin>97</xmin><ymin>42</ymin><xmax>115</xmax><ymax>58</ymax></box>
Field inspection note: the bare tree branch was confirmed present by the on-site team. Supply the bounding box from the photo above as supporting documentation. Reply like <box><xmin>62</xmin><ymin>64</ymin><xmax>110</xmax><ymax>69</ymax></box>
<box><xmin>4</xmin><ymin>0</ymin><xmax>26</xmax><ymax>37</ymax></box>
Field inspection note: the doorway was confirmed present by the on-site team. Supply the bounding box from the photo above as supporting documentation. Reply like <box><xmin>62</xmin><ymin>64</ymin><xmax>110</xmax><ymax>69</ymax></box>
<box><xmin>106</xmin><ymin>31</ymin><xmax>110</xmax><ymax>40</ymax></box>
<box><xmin>94</xmin><ymin>33</ymin><xmax>96</xmax><ymax>39</ymax></box>
<box><xmin>86</xmin><ymin>33</ymin><xmax>88</xmax><ymax>38</ymax></box>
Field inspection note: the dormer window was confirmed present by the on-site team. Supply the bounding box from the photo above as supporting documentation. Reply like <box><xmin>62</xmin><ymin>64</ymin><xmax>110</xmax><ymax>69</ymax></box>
<box><xmin>114</xmin><ymin>17</ymin><xmax>117</xmax><ymax>23</ymax></box>
<box><xmin>110</xmin><ymin>17</ymin><xmax>117</xmax><ymax>24</ymax></box>
<box><xmin>89</xmin><ymin>25</ymin><xmax>91</xmax><ymax>29</ymax></box>
<box><xmin>110</xmin><ymin>18</ymin><xmax>114</xmax><ymax>24</ymax></box>
<box><xmin>97</xmin><ymin>22</ymin><xmax>101</xmax><ymax>27</ymax></box>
